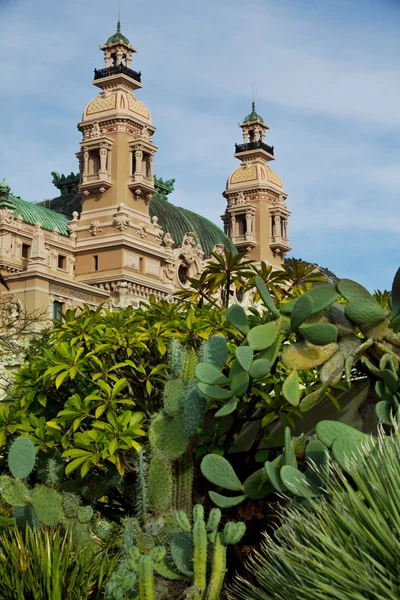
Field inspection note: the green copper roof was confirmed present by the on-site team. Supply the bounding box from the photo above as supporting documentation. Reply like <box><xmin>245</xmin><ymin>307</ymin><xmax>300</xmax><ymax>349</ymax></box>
<box><xmin>106</xmin><ymin>20</ymin><xmax>130</xmax><ymax>45</ymax></box>
<box><xmin>9</xmin><ymin>194</ymin><xmax>70</xmax><ymax>235</ymax></box>
<box><xmin>244</xmin><ymin>101</ymin><xmax>264</xmax><ymax>123</ymax></box>
<box><xmin>18</xmin><ymin>173</ymin><xmax>236</xmax><ymax>254</ymax></box>
<box><xmin>150</xmin><ymin>196</ymin><xmax>236</xmax><ymax>257</ymax></box>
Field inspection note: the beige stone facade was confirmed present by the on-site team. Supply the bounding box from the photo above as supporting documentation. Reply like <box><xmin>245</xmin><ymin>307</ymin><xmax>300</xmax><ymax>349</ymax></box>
<box><xmin>0</xmin><ymin>23</ymin><xmax>291</xmax><ymax>322</ymax></box>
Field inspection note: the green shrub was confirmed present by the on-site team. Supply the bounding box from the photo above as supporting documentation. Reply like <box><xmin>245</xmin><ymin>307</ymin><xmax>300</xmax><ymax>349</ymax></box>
<box><xmin>232</xmin><ymin>426</ymin><xmax>400</xmax><ymax>600</ymax></box>
<box><xmin>0</xmin><ymin>526</ymin><xmax>119</xmax><ymax>600</ymax></box>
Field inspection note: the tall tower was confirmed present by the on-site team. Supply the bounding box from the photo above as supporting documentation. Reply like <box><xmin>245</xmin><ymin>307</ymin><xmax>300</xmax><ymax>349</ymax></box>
<box><xmin>72</xmin><ymin>21</ymin><xmax>174</xmax><ymax>304</ymax></box>
<box><xmin>222</xmin><ymin>103</ymin><xmax>291</xmax><ymax>266</ymax></box>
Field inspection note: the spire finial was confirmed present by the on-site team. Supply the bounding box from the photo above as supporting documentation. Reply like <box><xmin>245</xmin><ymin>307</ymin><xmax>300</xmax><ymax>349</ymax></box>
<box><xmin>252</xmin><ymin>83</ymin><xmax>255</xmax><ymax>111</ymax></box>
<box><xmin>117</xmin><ymin>0</ymin><xmax>121</xmax><ymax>31</ymax></box>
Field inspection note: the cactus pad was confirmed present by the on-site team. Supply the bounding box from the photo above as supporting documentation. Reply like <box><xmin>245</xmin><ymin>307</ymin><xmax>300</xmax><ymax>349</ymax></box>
<box><xmin>243</xmin><ymin>468</ymin><xmax>273</xmax><ymax>500</ymax></box>
<box><xmin>235</xmin><ymin>346</ymin><xmax>254</xmax><ymax>372</ymax></box>
<box><xmin>300</xmin><ymin>323</ymin><xmax>338</xmax><ymax>346</ymax></box>
<box><xmin>282</xmin><ymin>370</ymin><xmax>300</xmax><ymax>406</ymax></box>
<box><xmin>248</xmin><ymin>359</ymin><xmax>271</xmax><ymax>379</ymax></box>
<box><xmin>201</xmin><ymin>336</ymin><xmax>228</xmax><ymax>369</ymax></box>
<box><xmin>290</xmin><ymin>294</ymin><xmax>314</xmax><ymax>330</ymax></box>
<box><xmin>281</xmin><ymin>341</ymin><xmax>339</xmax><ymax>370</ymax></box>
<box><xmin>8</xmin><ymin>437</ymin><xmax>35</xmax><ymax>479</ymax></box>
<box><xmin>229</xmin><ymin>359</ymin><xmax>250</xmax><ymax>397</ymax></box>
<box><xmin>255</xmin><ymin>275</ymin><xmax>280</xmax><ymax>318</ymax></box>
<box><xmin>226</xmin><ymin>304</ymin><xmax>249</xmax><ymax>335</ymax></box>
<box><xmin>195</xmin><ymin>363</ymin><xmax>228</xmax><ymax>386</ymax></box>
<box><xmin>201</xmin><ymin>454</ymin><xmax>243</xmax><ymax>491</ymax></box>
<box><xmin>280</xmin><ymin>466</ymin><xmax>319</xmax><ymax>498</ymax></box>
<box><xmin>247</xmin><ymin>321</ymin><xmax>280</xmax><ymax>351</ymax></box>
<box><xmin>31</xmin><ymin>485</ymin><xmax>63</xmax><ymax>526</ymax></box>
<box><xmin>0</xmin><ymin>476</ymin><xmax>30</xmax><ymax>507</ymax></box>
<box><xmin>171</xmin><ymin>532</ymin><xmax>194</xmax><ymax>577</ymax></box>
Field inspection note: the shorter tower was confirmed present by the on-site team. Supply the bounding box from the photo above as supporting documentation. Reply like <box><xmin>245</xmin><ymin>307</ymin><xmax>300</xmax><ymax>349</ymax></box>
<box><xmin>222</xmin><ymin>103</ymin><xmax>291</xmax><ymax>266</ymax></box>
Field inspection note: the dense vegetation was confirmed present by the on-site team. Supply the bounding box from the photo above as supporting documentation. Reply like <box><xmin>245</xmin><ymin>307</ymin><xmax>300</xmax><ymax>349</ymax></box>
<box><xmin>0</xmin><ymin>251</ymin><xmax>399</xmax><ymax>599</ymax></box>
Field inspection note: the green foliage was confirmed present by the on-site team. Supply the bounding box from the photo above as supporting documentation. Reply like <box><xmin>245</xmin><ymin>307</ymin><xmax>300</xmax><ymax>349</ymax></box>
<box><xmin>195</xmin><ymin>266</ymin><xmax>400</xmax><ymax>508</ymax></box>
<box><xmin>2</xmin><ymin>298</ymin><xmax>226</xmax><ymax>478</ymax></box>
<box><xmin>232</xmin><ymin>427</ymin><xmax>400</xmax><ymax>600</ymax></box>
<box><xmin>0</xmin><ymin>526</ymin><xmax>119</xmax><ymax>600</ymax></box>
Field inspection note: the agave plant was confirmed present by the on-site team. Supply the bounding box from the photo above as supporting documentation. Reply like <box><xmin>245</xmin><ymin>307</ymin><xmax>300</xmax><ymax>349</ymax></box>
<box><xmin>0</xmin><ymin>526</ymin><xmax>120</xmax><ymax>600</ymax></box>
<box><xmin>232</xmin><ymin>425</ymin><xmax>400</xmax><ymax>600</ymax></box>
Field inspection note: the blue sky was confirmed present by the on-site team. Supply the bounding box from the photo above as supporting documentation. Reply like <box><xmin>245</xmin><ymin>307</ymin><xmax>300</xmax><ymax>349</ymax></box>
<box><xmin>0</xmin><ymin>0</ymin><xmax>399</xmax><ymax>291</ymax></box>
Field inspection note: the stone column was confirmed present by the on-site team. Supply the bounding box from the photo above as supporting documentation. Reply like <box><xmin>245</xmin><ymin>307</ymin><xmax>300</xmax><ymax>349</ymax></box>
<box><xmin>149</xmin><ymin>155</ymin><xmax>154</xmax><ymax>178</ymax></box>
<box><xmin>82</xmin><ymin>150</ymin><xmax>89</xmax><ymax>184</ymax></box>
<box><xmin>99</xmin><ymin>146</ymin><xmax>108</xmax><ymax>176</ymax></box>
<box><xmin>274</xmin><ymin>215</ymin><xmax>281</xmax><ymax>240</ymax></box>
<box><xmin>135</xmin><ymin>150</ymin><xmax>143</xmax><ymax>175</ymax></box>
<box><xmin>283</xmin><ymin>219</ymin><xmax>288</xmax><ymax>240</ymax></box>
<box><xmin>246</xmin><ymin>211</ymin><xmax>253</xmax><ymax>235</ymax></box>
<box><xmin>230</xmin><ymin>214</ymin><xmax>236</xmax><ymax>238</ymax></box>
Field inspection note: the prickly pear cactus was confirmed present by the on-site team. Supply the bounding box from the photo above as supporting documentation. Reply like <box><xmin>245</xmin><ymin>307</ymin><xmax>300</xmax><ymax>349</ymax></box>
<box><xmin>0</xmin><ymin>437</ymin><xmax>102</xmax><ymax>544</ymax></box>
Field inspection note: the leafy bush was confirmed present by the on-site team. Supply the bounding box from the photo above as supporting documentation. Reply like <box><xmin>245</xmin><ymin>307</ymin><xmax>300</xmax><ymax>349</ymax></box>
<box><xmin>2</xmin><ymin>299</ymin><xmax>225</xmax><ymax>477</ymax></box>
<box><xmin>232</xmin><ymin>426</ymin><xmax>400</xmax><ymax>600</ymax></box>
<box><xmin>0</xmin><ymin>526</ymin><xmax>119</xmax><ymax>600</ymax></box>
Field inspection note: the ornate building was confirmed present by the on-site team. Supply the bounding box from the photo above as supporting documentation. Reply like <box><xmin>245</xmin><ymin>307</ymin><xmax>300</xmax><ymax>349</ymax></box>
<box><xmin>222</xmin><ymin>102</ymin><xmax>291</xmax><ymax>264</ymax></box>
<box><xmin>0</xmin><ymin>22</ymin><xmax>290</xmax><ymax>320</ymax></box>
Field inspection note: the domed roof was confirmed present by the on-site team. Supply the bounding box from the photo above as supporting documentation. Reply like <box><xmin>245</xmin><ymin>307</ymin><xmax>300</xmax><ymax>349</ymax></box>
<box><xmin>82</xmin><ymin>90</ymin><xmax>151</xmax><ymax>123</ymax></box>
<box><xmin>106</xmin><ymin>21</ymin><xmax>130</xmax><ymax>45</ymax></box>
<box><xmin>227</xmin><ymin>163</ymin><xmax>283</xmax><ymax>190</ymax></box>
<box><xmin>244</xmin><ymin>102</ymin><xmax>264</xmax><ymax>123</ymax></box>
<box><xmin>150</xmin><ymin>195</ymin><xmax>236</xmax><ymax>257</ymax></box>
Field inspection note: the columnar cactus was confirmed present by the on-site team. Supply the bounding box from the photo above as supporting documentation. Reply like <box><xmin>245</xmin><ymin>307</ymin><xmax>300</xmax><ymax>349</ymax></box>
<box><xmin>170</xmin><ymin>504</ymin><xmax>246</xmax><ymax>600</ymax></box>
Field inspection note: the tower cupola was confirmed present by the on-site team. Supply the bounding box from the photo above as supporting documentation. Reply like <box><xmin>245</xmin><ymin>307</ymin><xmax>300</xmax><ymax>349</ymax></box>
<box><xmin>94</xmin><ymin>20</ymin><xmax>142</xmax><ymax>92</ymax></box>
<box><xmin>221</xmin><ymin>102</ymin><xmax>291</xmax><ymax>266</ymax></box>
<box><xmin>235</xmin><ymin>102</ymin><xmax>274</xmax><ymax>162</ymax></box>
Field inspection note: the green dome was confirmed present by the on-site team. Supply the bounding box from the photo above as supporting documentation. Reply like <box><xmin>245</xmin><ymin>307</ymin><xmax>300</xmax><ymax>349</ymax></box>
<box><xmin>106</xmin><ymin>21</ymin><xmax>130</xmax><ymax>45</ymax></box>
<box><xmin>244</xmin><ymin>101</ymin><xmax>264</xmax><ymax>123</ymax></box>
<box><xmin>150</xmin><ymin>196</ymin><xmax>236</xmax><ymax>257</ymax></box>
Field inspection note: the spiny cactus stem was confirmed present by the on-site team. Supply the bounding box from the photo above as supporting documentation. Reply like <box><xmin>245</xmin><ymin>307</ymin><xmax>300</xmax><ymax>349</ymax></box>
<box><xmin>193</xmin><ymin>519</ymin><xmax>208</xmax><ymax>600</ymax></box>
<box><xmin>206</xmin><ymin>533</ymin><xmax>227</xmax><ymax>600</ymax></box>
<box><xmin>139</xmin><ymin>554</ymin><xmax>155</xmax><ymax>600</ymax></box>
